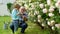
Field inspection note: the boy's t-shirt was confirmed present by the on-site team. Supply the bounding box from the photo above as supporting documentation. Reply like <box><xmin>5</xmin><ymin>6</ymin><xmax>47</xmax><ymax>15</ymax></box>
<box><xmin>11</xmin><ymin>9</ymin><xmax>19</xmax><ymax>20</ymax></box>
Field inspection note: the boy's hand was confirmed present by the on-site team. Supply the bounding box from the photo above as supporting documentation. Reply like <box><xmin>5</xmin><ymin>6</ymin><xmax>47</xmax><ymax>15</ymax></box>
<box><xmin>17</xmin><ymin>13</ymin><xmax>20</xmax><ymax>16</ymax></box>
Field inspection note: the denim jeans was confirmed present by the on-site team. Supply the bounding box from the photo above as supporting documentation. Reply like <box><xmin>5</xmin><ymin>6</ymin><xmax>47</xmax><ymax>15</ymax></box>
<box><xmin>10</xmin><ymin>20</ymin><xmax>28</xmax><ymax>33</ymax></box>
<box><xmin>19</xmin><ymin>20</ymin><xmax>28</xmax><ymax>33</ymax></box>
<box><xmin>10</xmin><ymin>20</ymin><xmax>19</xmax><ymax>33</ymax></box>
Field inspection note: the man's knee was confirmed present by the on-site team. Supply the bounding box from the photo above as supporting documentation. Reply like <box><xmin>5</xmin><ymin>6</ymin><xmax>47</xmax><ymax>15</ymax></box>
<box><xmin>25</xmin><ymin>23</ymin><xmax>28</xmax><ymax>28</ymax></box>
<box><xmin>22</xmin><ymin>23</ymin><xmax>28</xmax><ymax>28</ymax></box>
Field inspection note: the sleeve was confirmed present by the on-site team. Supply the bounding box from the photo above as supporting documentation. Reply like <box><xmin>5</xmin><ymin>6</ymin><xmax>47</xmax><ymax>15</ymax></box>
<box><xmin>11</xmin><ymin>9</ymin><xmax>17</xmax><ymax>18</ymax></box>
<box><xmin>25</xmin><ymin>12</ymin><xmax>28</xmax><ymax>19</ymax></box>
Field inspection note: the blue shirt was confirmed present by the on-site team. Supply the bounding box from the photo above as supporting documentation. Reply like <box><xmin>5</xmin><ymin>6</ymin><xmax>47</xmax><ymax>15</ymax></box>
<box><xmin>11</xmin><ymin>9</ymin><xmax>19</xmax><ymax>20</ymax></box>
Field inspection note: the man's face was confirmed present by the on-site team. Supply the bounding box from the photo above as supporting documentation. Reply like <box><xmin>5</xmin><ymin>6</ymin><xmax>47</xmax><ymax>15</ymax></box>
<box><xmin>20</xmin><ymin>8</ymin><xmax>25</xmax><ymax>13</ymax></box>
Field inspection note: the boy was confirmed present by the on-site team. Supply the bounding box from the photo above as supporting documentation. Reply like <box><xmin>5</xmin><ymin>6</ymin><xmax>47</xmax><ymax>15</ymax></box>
<box><xmin>10</xmin><ymin>4</ymin><xmax>20</xmax><ymax>34</ymax></box>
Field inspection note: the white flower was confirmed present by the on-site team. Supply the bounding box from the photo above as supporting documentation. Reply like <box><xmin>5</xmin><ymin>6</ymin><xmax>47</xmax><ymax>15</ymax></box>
<box><xmin>42</xmin><ymin>23</ymin><xmax>45</xmax><ymax>27</ymax></box>
<box><xmin>29</xmin><ymin>0</ymin><xmax>31</xmax><ymax>2</ymax></box>
<box><xmin>50</xmin><ymin>20</ymin><xmax>55</xmax><ymax>26</ymax></box>
<box><xmin>39</xmin><ymin>3</ymin><xmax>44</xmax><ymax>9</ymax></box>
<box><xmin>46</xmin><ymin>18</ymin><xmax>48</xmax><ymax>20</ymax></box>
<box><xmin>36</xmin><ymin>2</ymin><xmax>39</xmax><ymax>4</ymax></box>
<box><xmin>31</xmin><ymin>4</ymin><xmax>35</xmax><ymax>8</ymax></box>
<box><xmin>49</xmin><ymin>8</ymin><xmax>54</xmax><ymax>12</ymax></box>
<box><xmin>49</xmin><ymin>6</ymin><xmax>55</xmax><ymax>12</ymax></box>
<box><xmin>48</xmin><ymin>13</ymin><xmax>54</xmax><ymax>17</ymax></box>
<box><xmin>20</xmin><ymin>0</ymin><xmax>26</xmax><ymax>3</ymax></box>
<box><xmin>55</xmin><ymin>24</ymin><xmax>60</xmax><ymax>29</ymax></box>
<box><xmin>45</xmin><ymin>4</ymin><xmax>47</xmax><ymax>7</ymax></box>
<box><xmin>38</xmin><ymin>19</ymin><xmax>41</xmax><ymax>22</ymax></box>
<box><xmin>34</xmin><ymin>20</ymin><xmax>36</xmax><ymax>22</ymax></box>
<box><xmin>51</xmin><ymin>20</ymin><xmax>55</xmax><ymax>24</ymax></box>
<box><xmin>31</xmin><ymin>14</ymin><xmax>34</xmax><ymax>17</ymax></box>
<box><xmin>47</xmin><ymin>21</ymin><xmax>51</xmax><ymax>25</ymax></box>
<box><xmin>34</xmin><ymin>11</ymin><xmax>39</xmax><ymax>15</ymax></box>
<box><xmin>34</xmin><ymin>13</ymin><xmax>36</xmax><ymax>15</ymax></box>
<box><xmin>55</xmin><ymin>3</ymin><xmax>58</xmax><ymax>8</ymax></box>
<box><xmin>59</xmin><ymin>8</ymin><xmax>60</xmax><ymax>13</ymax></box>
<box><xmin>24</xmin><ymin>4</ymin><xmax>29</xmax><ymax>9</ymax></box>
<box><xmin>50</xmin><ymin>6</ymin><xmax>55</xmax><ymax>9</ymax></box>
<box><xmin>54</xmin><ymin>0</ymin><xmax>58</xmax><ymax>2</ymax></box>
<box><xmin>55</xmin><ymin>1</ymin><xmax>60</xmax><ymax>8</ymax></box>
<box><xmin>52</xmin><ymin>26</ymin><xmax>55</xmax><ymax>30</ymax></box>
<box><xmin>28</xmin><ymin>12</ymin><xmax>31</xmax><ymax>16</ymax></box>
<box><xmin>24</xmin><ymin>4</ymin><xmax>28</xmax><ymax>7</ymax></box>
<box><xmin>47</xmin><ymin>0</ymin><xmax>51</xmax><ymax>5</ymax></box>
<box><xmin>47</xmin><ymin>20</ymin><xmax>55</xmax><ymax>26</ymax></box>
<box><xmin>37</xmin><ymin>15</ymin><xmax>41</xmax><ymax>19</ymax></box>
<box><xmin>29</xmin><ymin>8</ymin><xmax>33</xmax><ymax>10</ymax></box>
<box><xmin>43</xmin><ymin>8</ymin><xmax>48</xmax><ymax>13</ymax></box>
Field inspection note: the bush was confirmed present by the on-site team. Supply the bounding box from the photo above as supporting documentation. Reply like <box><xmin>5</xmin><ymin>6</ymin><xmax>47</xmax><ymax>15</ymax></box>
<box><xmin>7</xmin><ymin>3</ymin><xmax>13</xmax><ymax>13</ymax></box>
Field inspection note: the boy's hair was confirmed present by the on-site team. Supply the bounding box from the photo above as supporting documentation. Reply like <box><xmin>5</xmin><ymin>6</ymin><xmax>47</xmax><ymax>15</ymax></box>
<box><xmin>14</xmin><ymin>4</ymin><xmax>21</xmax><ymax>9</ymax></box>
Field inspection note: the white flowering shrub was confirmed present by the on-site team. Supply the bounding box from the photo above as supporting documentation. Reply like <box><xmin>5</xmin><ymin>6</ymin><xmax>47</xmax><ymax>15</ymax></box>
<box><xmin>16</xmin><ymin>0</ymin><xmax>60</xmax><ymax>33</ymax></box>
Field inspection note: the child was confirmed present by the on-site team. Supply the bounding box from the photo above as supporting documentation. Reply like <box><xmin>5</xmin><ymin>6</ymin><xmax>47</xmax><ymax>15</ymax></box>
<box><xmin>10</xmin><ymin>4</ymin><xmax>20</xmax><ymax>34</ymax></box>
<box><xmin>18</xmin><ymin>6</ymin><xmax>28</xmax><ymax>34</ymax></box>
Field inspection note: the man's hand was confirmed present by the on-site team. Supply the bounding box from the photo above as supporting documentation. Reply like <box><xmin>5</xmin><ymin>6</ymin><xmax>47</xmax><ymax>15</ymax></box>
<box><xmin>23</xmin><ymin>16</ymin><xmax>28</xmax><ymax>21</ymax></box>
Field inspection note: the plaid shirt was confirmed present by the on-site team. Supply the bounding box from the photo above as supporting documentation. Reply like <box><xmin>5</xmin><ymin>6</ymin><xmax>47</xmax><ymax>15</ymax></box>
<box><xmin>19</xmin><ymin>12</ymin><xmax>28</xmax><ymax>21</ymax></box>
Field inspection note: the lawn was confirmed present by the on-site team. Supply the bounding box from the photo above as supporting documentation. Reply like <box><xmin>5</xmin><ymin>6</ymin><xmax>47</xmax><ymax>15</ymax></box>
<box><xmin>0</xmin><ymin>16</ymin><xmax>50</xmax><ymax>34</ymax></box>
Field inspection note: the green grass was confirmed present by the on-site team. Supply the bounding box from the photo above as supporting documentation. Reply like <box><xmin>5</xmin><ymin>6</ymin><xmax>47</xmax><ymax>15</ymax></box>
<box><xmin>0</xmin><ymin>16</ymin><xmax>50</xmax><ymax>34</ymax></box>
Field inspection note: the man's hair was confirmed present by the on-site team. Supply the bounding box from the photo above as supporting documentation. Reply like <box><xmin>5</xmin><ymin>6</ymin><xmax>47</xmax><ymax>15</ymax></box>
<box><xmin>20</xmin><ymin>6</ymin><xmax>26</xmax><ymax>11</ymax></box>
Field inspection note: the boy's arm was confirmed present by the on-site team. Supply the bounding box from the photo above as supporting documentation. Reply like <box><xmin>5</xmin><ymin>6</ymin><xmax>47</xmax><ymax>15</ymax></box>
<box><xmin>11</xmin><ymin>9</ymin><xmax>18</xmax><ymax>19</ymax></box>
<box><xmin>17</xmin><ymin>12</ymin><xmax>20</xmax><ymax>16</ymax></box>
<box><xmin>11</xmin><ymin>9</ymin><xmax>17</xmax><ymax>16</ymax></box>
